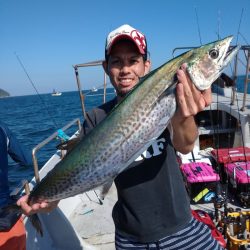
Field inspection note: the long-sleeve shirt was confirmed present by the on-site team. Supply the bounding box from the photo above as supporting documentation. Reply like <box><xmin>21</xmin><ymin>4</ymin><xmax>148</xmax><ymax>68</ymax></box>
<box><xmin>0</xmin><ymin>122</ymin><xmax>32</xmax><ymax>207</ymax></box>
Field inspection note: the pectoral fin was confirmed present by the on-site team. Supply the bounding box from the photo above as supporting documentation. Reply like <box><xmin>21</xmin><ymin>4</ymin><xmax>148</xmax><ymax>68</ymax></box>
<box><xmin>99</xmin><ymin>181</ymin><xmax>113</xmax><ymax>200</ymax></box>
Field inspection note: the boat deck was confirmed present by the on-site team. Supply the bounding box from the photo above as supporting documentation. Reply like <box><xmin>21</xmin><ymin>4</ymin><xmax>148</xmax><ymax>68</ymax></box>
<box><xmin>67</xmin><ymin>186</ymin><xmax>117</xmax><ymax>249</ymax></box>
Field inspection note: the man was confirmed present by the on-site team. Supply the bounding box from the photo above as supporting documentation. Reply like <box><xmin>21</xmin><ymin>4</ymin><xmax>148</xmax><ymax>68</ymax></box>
<box><xmin>0</xmin><ymin>121</ymin><xmax>32</xmax><ymax>250</ymax></box>
<box><xmin>18</xmin><ymin>24</ymin><xmax>223</xmax><ymax>249</ymax></box>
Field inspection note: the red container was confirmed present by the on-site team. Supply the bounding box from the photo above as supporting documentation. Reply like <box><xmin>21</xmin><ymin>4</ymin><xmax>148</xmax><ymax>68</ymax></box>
<box><xmin>211</xmin><ymin>147</ymin><xmax>250</xmax><ymax>164</ymax></box>
<box><xmin>225</xmin><ymin>161</ymin><xmax>250</xmax><ymax>184</ymax></box>
<box><xmin>224</xmin><ymin>161</ymin><xmax>250</xmax><ymax>207</ymax></box>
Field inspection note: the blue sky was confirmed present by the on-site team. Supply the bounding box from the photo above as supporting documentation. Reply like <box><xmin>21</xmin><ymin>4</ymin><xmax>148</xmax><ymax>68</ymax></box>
<box><xmin>1</xmin><ymin>0</ymin><xmax>249</xmax><ymax>96</ymax></box>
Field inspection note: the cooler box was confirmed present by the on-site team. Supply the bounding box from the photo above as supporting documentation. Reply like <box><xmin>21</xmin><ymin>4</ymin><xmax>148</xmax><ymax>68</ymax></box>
<box><xmin>211</xmin><ymin>147</ymin><xmax>250</xmax><ymax>183</ymax></box>
<box><xmin>181</xmin><ymin>162</ymin><xmax>220</xmax><ymax>204</ymax></box>
<box><xmin>224</xmin><ymin>161</ymin><xmax>250</xmax><ymax>207</ymax></box>
<box><xmin>211</xmin><ymin>147</ymin><xmax>250</xmax><ymax>164</ymax></box>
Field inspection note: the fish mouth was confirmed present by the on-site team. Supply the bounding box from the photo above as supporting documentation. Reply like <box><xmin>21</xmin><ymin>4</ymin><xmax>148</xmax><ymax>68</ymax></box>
<box><xmin>223</xmin><ymin>44</ymin><xmax>240</xmax><ymax>67</ymax></box>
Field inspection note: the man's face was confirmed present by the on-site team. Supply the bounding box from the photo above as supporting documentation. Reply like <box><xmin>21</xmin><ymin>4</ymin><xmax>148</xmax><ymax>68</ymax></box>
<box><xmin>104</xmin><ymin>40</ymin><xmax>150</xmax><ymax>96</ymax></box>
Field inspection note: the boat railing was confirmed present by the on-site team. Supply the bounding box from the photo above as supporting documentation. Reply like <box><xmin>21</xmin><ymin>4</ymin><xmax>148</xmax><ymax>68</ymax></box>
<box><xmin>73</xmin><ymin>60</ymin><xmax>107</xmax><ymax>121</ymax></box>
<box><xmin>32</xmin><ymin>118</ymin><xmax>82</xmax><ymax>184</ymax></box>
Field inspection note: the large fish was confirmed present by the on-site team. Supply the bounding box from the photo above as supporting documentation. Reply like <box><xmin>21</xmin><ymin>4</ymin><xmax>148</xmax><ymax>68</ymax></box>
<box><xmin>1</xmin><ymin>36</ymin><xmax>239</xmax><ymax>235</ymax></box>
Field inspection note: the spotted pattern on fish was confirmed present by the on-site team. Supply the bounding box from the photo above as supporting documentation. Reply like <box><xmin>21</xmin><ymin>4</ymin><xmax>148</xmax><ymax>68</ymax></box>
<box><xmin>28</xmin><ymin>36</ymin><xmax>239</xmax><ymax>204</ymax></box>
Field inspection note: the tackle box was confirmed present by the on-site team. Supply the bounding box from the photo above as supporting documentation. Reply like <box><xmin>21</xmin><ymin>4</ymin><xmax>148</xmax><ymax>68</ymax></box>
<box><xmin>211</xmin><ymin>147</ymin><xmax>250</xmax><ymax>183</ymax></box>
<box><xmin>224</xmin><ymin>161</ymin><xmax>250</xmax><ymax>207</ymax></box>
<box><xmin>180</xmin><ymin>162</ymin><xmax>220</xmax><ymax>204</ymax></box>
<box><xmin>211</xmin><ymin>147</ymin><xmax>250</xmax><ymax>164</ymax></box>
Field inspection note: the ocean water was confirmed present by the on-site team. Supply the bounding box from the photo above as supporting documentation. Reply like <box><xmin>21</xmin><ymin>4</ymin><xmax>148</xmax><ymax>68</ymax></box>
<box><xmin>0</xmin><ymin>76</ymin><xmax>248</xmax><ymax>192</ymax></box>
<box><xmin>0</xmin><ymin>88</ymin><xmax>116</xmax><ymax>191</ymax></box>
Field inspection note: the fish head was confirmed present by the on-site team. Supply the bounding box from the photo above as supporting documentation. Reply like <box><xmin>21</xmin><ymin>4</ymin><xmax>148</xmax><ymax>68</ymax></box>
<box><xmin>186</xmin><ymin>36</ymin><xmax>240</xmax><ymax>91</ymax></box>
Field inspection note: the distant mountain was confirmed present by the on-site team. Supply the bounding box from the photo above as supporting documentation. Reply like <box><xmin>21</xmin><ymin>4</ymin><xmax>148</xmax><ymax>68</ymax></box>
<box><xmin>0</xmin><ymin>89</ymin><xmax>10</xmax><ymax>97</ymax></box>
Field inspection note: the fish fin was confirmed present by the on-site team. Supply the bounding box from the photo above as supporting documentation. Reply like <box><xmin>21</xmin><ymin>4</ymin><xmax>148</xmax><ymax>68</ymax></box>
<box><xmin>99</xmin><ymin>181</ymin><xmax>113</xmax><ymax>200</ymax></box>
<box><xmin>160</xmin><ymin>80</ymin><xmax>177</xmax><ymax>98</ymax></box>
<box><xmin>29</xmin><ymin>214</ymin><xmax>43</xmax><ymax>236</ymax></box>
<box><xmin>0</xmin><ymin>204</ymin><xmax>21</xmax><ymax>232</ymax></box>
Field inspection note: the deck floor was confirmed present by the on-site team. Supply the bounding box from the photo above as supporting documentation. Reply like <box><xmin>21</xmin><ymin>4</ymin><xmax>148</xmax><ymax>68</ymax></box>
<box><xmin>69</xmin><ymin>185</ymin><xmax>117</xmax><ymax>249</ymax></box>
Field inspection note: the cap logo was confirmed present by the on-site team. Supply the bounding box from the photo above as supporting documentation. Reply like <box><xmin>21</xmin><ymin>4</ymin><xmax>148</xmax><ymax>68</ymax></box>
<box><xmin>131</xmin><ymin>30</ymin><xmax>146</xmax><ymax>51</ymax></box>
<box><xmin>106</xmin><ymin>25</ymin><xmax>147</xmax><ymax>58</ymax></box>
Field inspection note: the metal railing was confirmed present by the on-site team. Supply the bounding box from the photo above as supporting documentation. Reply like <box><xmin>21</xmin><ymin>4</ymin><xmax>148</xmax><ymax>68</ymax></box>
<box><xmin>73</xmin><ymin>60</ymin><xmax>107</xmax><ymax>121</ymax></box>
<box><xmin>32</xmin><ymin>118</ymin><xmax>81</xmax><ymax>183</ymax></box>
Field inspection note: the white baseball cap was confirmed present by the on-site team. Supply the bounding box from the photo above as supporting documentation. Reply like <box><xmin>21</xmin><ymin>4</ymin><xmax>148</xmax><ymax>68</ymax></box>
<box><xmin>105</xmin><ymin>24</ymin><xmax>147</xmax><ymax>60</ymax></box>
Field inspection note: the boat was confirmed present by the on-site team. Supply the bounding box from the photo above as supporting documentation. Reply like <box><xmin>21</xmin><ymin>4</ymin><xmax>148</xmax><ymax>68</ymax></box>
<box><xmin>51</xmin><ymin>89</ymin><xmax>62</xmax><ymax>96</ymax></box>
<box><xmin>20</xmin><ymin>44</ymin><xmax>250</xmax><ymax>249</ymax></box>
<box><xmin>91</xmin><ymin>87</ymin><xmax>98</xmax><ymax>92</ymax></box>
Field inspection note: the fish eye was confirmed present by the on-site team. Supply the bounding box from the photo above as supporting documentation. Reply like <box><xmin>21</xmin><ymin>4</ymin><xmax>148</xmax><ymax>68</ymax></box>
<box><xmin>209</xmin><ymin>49</ymin><xmax>219</xmax><ymax>59</ymax></box>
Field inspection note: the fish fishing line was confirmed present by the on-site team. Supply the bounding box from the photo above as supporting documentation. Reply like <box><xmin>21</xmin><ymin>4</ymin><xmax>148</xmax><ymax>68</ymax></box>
<box><xmin>194</xmin><ymin>7</ymin><xmax>202</xmax><ymax>46</ymax></box>
<box><xmin>14</xmin><ymin>52</ymin><xmax>59</xmax><ymax>130</ymax></box>
<box><xmin>216</xmin><ymin>10</ymin><xmax>221</xmax><ymax>40</ymax></box>
<box><xmin>235</xmin><ymin>8</ymin><xmax>244</xmax><ymax>45</ymax></box>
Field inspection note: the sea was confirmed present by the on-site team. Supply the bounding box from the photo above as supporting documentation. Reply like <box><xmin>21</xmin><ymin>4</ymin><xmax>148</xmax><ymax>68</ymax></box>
<box><xmin>0</xmin><ymin>75</ymin><xmax>249</xmax><ymax>193</ymax></box>
<box><xmin>0</xmin><ymin>88</ymin><xmax>116</xmax><ymax>192</ymax></box>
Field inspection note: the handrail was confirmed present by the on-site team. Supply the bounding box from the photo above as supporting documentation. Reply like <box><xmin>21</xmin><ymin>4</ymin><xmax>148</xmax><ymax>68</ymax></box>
<box><xmin>73</xmin><ymin>60</ymin><xmax>107</xmax><ymax>120</ymax></box>
<box><xmin>32</xmin><ymin>118</ymin><xmax>81</xmax><ymax>183</ymax></box>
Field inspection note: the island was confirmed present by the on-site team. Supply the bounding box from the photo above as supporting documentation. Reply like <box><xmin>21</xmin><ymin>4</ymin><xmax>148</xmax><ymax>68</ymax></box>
<box><xmin>0</xmin><ymin>89</ymin><xmax>10</xmax><ymax>98</ymax></box>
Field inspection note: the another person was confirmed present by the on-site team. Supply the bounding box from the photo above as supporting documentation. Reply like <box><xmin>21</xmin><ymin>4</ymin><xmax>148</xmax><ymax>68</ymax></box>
<box><xmin>18</xmin><ymin>24</ymin><xmax>223</xmax><ymax>249</ymax></box>
<box><xmin>0</xmin><ymin>121</ymin><xmax>32</xmax><ymax>250</ymax></box>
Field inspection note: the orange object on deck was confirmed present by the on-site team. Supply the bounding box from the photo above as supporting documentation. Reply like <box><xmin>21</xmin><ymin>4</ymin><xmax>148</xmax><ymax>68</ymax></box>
<box><xmin>0</xmin><ymin>217</ymin><xmax>26</xmax><ymax>250</ymax></box>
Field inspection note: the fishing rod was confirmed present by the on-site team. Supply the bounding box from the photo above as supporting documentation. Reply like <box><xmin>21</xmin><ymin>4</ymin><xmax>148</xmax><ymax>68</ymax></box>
<box><xmin>236</xmin><ymin>8</ymin><xmax>244</xmax><ymax>45</ymax></box>
<box><xmin>231</xmin><ymin>8</ymin><xmax>244</xmax><ymax>106</ymax></box>
<box><xmin>216</xmin><ymin>10</ymin><xmax>221</xmax><ymax>40</ymax></box>
<box><xmin>194</xmin><ymin>7</ymin><xmax>202</xmax><ymax>46</ymax></box>
<box><xmin>233</xmin><ymin>8</ymin><xmax>250</xmax><ymax>206</ymax></box>
<box><xmin>14</xmin><ymin>52</ymin><xmax>59</xmax><ymax>130</ymax></box>
<box><xmin>194</xmin><ymin>7</ymin><xmax>228</xmax><ymax>219</ymax></box>
<box><xmin>193</xmin><ymin>8</ymin><xmax>225</xmax><ymax>214</ymax></box>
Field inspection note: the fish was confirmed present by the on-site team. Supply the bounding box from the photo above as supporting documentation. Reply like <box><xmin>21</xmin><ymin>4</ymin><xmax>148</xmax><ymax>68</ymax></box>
<box><xmin>0</xmin><ymin>36</ymin><xmax>239</xmax><ymax>235</ymax></box>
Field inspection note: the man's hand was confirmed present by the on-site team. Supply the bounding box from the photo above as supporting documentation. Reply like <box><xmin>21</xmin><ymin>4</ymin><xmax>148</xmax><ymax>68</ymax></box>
<box><xmin>171</xmin><ymin>64</ymin><xmax>212</xmax><ymax>154</ymax></box>
<box><xmin>17</xmin><ymin>195</ymin><xmax>59</xmax><ymax>216</ymax></box>
<box><xmin>175</xmin><ymin>63</ymin><xmax>212</xmax><ymax>119</ymax></box>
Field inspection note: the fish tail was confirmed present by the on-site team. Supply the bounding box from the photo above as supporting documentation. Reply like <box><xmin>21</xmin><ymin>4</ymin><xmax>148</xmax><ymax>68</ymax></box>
<box><xmin>29</xmin><ymin>213</ymin><xmax>43</xmax><ymax>236</ymax></box>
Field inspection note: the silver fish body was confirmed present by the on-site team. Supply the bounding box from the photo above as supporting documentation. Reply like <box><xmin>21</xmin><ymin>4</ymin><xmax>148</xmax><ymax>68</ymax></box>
<box><xmin>29</xmin><ymin>36</ymin><xmax>239</xmax><ymax>203</ymax></box>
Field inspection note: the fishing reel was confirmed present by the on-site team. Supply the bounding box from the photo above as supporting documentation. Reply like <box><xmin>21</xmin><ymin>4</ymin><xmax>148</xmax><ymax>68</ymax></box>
<box><xmin>238</xmin><ymin>192</ymin><xmax>250</xmax><ymax>208</ymax></box>
<box><xmin>213</xmin><ymin>183</ymin><xmax>228</xmax><ymax>222</ymax></box>
<box><xmin>222</xmin><ymin>209</ymin><xmax>250</xmax><ymax>250</ymax></box>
